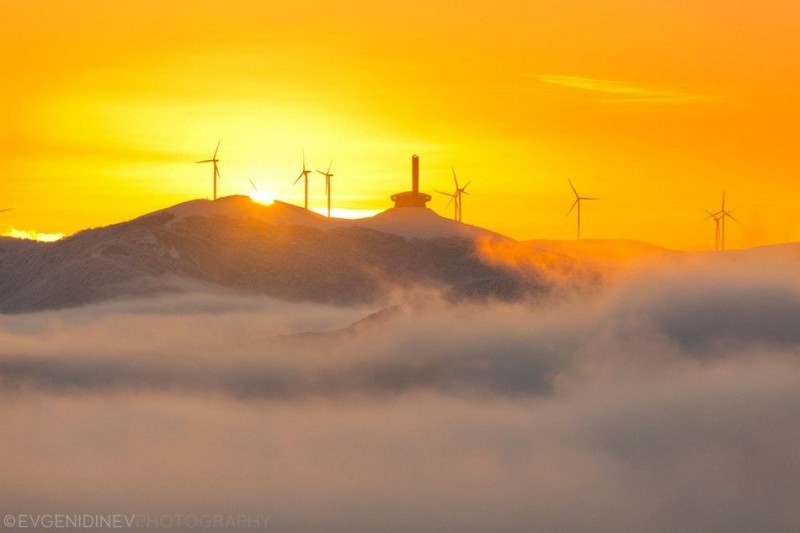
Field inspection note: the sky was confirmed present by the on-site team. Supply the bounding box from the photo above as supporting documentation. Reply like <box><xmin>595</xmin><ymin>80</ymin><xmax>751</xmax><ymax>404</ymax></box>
<box><xmin>2</xmin><ymin>0</ymin><xmax>800</xmax><ymax>249</ymax></box>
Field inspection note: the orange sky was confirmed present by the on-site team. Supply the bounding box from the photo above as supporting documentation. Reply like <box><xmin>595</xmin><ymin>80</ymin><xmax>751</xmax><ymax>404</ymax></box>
<box><xmin>2</xmin><ymin>0</ymin><xmax>800</xmax><ymax>249</ymax></box>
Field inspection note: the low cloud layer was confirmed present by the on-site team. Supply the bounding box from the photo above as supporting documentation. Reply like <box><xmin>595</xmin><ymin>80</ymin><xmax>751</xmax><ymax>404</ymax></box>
<box><xmin>2</xmin><ymin>258</ymin><xmax>800</xmax><ymax>531</ymax></box>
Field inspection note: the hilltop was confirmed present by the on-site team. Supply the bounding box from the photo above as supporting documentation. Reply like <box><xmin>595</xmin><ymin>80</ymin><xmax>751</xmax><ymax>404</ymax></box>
<box><xmin>144</xmin><ymin>195</ymin><xmax>507</xmax><ymax>241</ymax></box>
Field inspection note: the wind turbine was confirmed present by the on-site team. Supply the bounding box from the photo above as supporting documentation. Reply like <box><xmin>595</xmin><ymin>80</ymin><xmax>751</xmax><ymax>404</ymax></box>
<box><xmin>566</xmin><ymin>179</ymin><xmax>598</xmax><ymax>240</ymax></box>
<box><xmin>195</xmin><ymin>140</ymin><xmax>221</xmax><ymax>200</ymax></box>
<box><xmin>294</xmin><ymin>151</ymin><xmax>312</xmax><ymax>209</ymax></box>
<box><xmin>436</xmin><ymin>168</ymin><xmax>470</xmax><ymax>222</ymax></box>
<box><xmin>707</xmin><ymin>190</ymin><xmax>737</xmax><ymax>251</ymax></box>
<box><xmin>452</xmin><ymin>168</ymin><xmax>470</xmax><ymax>222</ymax></box>
<box><xmin>316</xmin><ymin>161</ymin><xmax>333</xmax><ymax>218</ymax></box>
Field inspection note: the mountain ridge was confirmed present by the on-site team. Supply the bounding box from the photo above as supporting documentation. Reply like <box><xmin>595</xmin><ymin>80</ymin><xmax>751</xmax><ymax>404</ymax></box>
<box><xmin>0</xmin><ymin>196</ymin><xmax>555</xmax><ymax>312</ymax></box>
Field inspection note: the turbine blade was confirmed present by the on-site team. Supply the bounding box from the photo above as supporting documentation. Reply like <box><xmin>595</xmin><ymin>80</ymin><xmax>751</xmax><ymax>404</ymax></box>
<box><xmin>568</xmin><ymin>179</ymin><xmax>578</xmax><ymax>197</ymax></box>
<box><xmin>294</xmin><ymin>172</ymin><xmax>304</xmax><ymax>184</ymax></box>
<box><xmin>213</xmin><ymin>140</ymin><xmax>220</xmax><ymax>159</ymax></box>
<box><xmin>249</xmin><ymin>178</ymin><xmax>258</xmax><ymax>191</ymax></box>
<box><xmin>567</xmin><ymin>198</ymin><xmax>579</xmax><ymax>216</ymax></box>
<box><xmin>327</xmin><ymin>160</ymin><xmax>332</xmax><ymax>174</ymax></box>
<box><xmin>583</xmin><ymin>197</ymin><xmax>599</xmax><ymax>201</ymax></box>
<box><xmin>726</xmin><ymin>209</ymin><xmax>739</xmax><ymax>222</ymax></box>
<box><xmin>0</xmin><ymin>208</ymin><xmax>11</xmax><ymax>213</ymax></box>
<box><xmin>316</xmin><ymin>170</ymin><xmax>327</xmax><ymax>176</ymax></box>
<box><xmin>463</xmin><ymin>181</ymin><xmax>471</xmax><ymax>190</ymax></box>
<box><xmin>196</xmin><ymin>159</ymin><xmax>213</xmax><ymax>163</ymax></box>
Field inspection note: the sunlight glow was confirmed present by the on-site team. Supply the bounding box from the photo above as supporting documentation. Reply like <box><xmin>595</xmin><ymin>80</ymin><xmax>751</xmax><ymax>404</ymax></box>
<box><xmin>247</xmin><ymin>191</ymin><xmax>275</xmax><ymax>206</ymax></box>
<box><xmin>2</xmin><ymin>226</ymin><xmax>64</xmax><ymax>242</ymax></box>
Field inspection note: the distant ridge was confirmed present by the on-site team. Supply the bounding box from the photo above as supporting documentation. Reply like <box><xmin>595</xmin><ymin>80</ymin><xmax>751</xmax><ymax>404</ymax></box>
<box><xmin>525</xmin><ymin>238</ymin><xmax>679</xmax><ymax>262</ymax></box>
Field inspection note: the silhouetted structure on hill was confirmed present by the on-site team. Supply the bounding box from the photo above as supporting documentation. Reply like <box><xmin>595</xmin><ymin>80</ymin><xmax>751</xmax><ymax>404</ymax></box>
<box><xmin>391</xmin><ymin>155</ymin><xmax>431</xmax><ymax>208</ymax></box>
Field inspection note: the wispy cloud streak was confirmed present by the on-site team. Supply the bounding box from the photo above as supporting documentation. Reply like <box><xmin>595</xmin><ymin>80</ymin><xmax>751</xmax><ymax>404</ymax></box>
<box><xmin>539</xmin><ymin>74</ymin><xmax>709</xmax><ymax>104</ymax></box>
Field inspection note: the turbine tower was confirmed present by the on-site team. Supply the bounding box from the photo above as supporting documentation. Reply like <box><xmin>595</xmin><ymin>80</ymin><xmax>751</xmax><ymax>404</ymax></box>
<box><xmin>294</xmin><ymin>151</ymin><xmax>312</xmax><ymax>209</ymax></box>
<box><xmin>316</xmin><ymin>161</ymin><xmax>333</xmax><ymax>218</ymax></box>
<box><xmin>436</xmin><ymin>189</ymin><xmax>458</xmax><ymax>220</ymax></box>
<box><xmin>567</xmin><ymin>179</ymin><xmax>598</xmax><ymax>240</ymax></box>
<box><xmin>704</xmin><ymin>209</ymin><xmax>723</xmax><ymax>251</ymax></box>
<box><xmin>707</xmin><ymin>191</ymin><xmax>737</xmax><ymax>251</ymax></box>
<box><xmin>436</xmin><ymin>168</ymin><xmax>470</xmax><ymax>222</ymax></box>
<box><xmin>195</xmin><ymin>140</ymin><xmax>221</xmax><ymax>200</ymax></box>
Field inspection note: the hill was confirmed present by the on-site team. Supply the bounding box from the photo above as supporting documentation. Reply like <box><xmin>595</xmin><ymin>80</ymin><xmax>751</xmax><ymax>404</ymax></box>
<box><xmin>0</xmin><ymin>196</ymin><xmax>550</xmax><ymax>312</ymax></box>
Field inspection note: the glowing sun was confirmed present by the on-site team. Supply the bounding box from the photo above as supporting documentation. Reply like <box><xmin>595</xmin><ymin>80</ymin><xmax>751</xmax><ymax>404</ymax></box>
<box><xmin>248</xmin><ymin>191</ymin><xmax>275</xmax><ymax>206</ymax></box>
